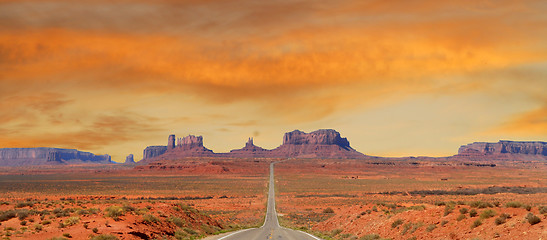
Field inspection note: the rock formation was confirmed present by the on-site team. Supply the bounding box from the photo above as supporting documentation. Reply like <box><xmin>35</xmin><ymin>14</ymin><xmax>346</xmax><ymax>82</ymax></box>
<box><xmin>272</xmin><ymin>129</ymin><xmax>364</xmax><ymax>158</ymax></box>
<box><xmin>455</xmin><ymin>140</ymin><xmax>547</xmax><ymax>161</ymax></box>
<box><xmin>125</xmin><ymin>154</ymin><xmax>135</xmax><ymax>164</ymax></box>
<box><xmin>140</xmin><ymin>129</ymin><xmax>365</xmax><ymax>162</ymax></box>
<box><xmin>229</xmin><ymin>138</ymin><xmax>270</xmax><ymax>157</ymax></box>
<box><xmin>0</xmin><ymin>148</ymin><xmax>112</xmax><ymax>166</ymax></box>
<box><xmin>143</xmin><ymin>146</ymin><xmax>167</xmax><ymax>160</ymax></box>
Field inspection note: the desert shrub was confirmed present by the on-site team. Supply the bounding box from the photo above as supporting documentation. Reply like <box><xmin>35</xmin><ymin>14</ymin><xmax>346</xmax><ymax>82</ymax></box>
<box><xmin>92</xmin><ymin>227</ymin><xmax>99</xmax><ymax>233</ymax></box>
<box><xmin>372</xmin><ymin>206</ymin><xmax>378</xmax><ymax>212</ymax></box>
<box><xmin>494</xmin><ymin>213</ymin><xmax>511</xmax><ymax>225</ymax></box>
<box><xmin>64</xmin><ymin>216</ymin><xmax>79</xmax><ymax>226</ymax></box>
<box><xmin>407</xmin><ymin>237</ymin><xmax>417</xmax><ymax>240</ymax></box>
<box><xmin>480</xmin><ymin>209</ymin><xmax>496</xmax><ymax>219</ymax></box>
<box><xmin>0</xmin><ymin>210</ymin><xmax>17</xmax><ymax>222</ymax></box>
<box><xmin>523</xmin><ymin>205</ymin><xmax>532</xmax><ymax>211</ymax></box>
<box><xmin>470</xmin><ymin>201</ymin><xmax>493</xmax><ymax>209</ymax></box>
<box><xmin>426</xmin><ymin>224</ymin><xmax>436</xmax><ymax>232</ymax></box>
<box><xmin>17</xmin><ymin>209</ymin><xmax>30</xmax><ymax>220</ymax></box>
<box><xmin>540</xmin><ymin>206</ymin><xmax>547</xmax><ymax>214</ymax></box>
<box><xmin>331</xmin><ymin>228</ymin><xmax>343</xmax><ymax>236</ymax></box>
<box><xmin>434</xmin><ymin>201</ymin><xmax>446</xmax><ymax>206</ymax></box>
<box><xmin>15</xmin><ymin>201</ymin><xmax>34</xmax><ymax>208</ymax></box>
<box><xmin>526</xmin><ymin>213</ymin><xmax>541</xmax><ymax>225</ymax></box>
<box><xmin>493</xmin><ymin>201</ymin><xmax>500</xmax><ymax>207</ymax></box>
<box><xmin>323</xmin><ymin>207</ymin><xmax>335</xmax><ymax>214</ymax></box>
<box><xmin>494</xmin><ymin>217</ymin><xmax>506</xmax><ymax>225</ymax></box>
<box><xmin>471</xmin><ymin>219</ymin><xmax>482</xmax><ymax>229</ymax></box>
<box><xmin>440</xmin><ymin>220</ymin><xmax>448</xmax><ymax>226</ymax></box>
<box><xmin>469</xmin><ymin>209</ymin><xmax>478</xmax><ymax>217</ymax></box>
<box><xmin>459</xmin><ymin>208</ymin><xmax>468</xmax><ymax>214</ymax></box>
<box><xmin>62</xmin><ymin>233</ymin><xmax>72</xmax><ymax>238</ymax></box>
<box><xmin>42</xmin><ymin>220</ymin><xmax>52</xmax><ymax>225</ymax></box>
<box><xmin>443</xmin><ymin>205</ymin><xmax>453</xmax><ymax>216</ymax></box>
<box><xmin>401</xmin><ymin>223</ymin><xmax>412</xmax><ymax>235</ymax></box>
<box><xmin>360</xmin><ymin>234</ymin><xmax>381</xmax><ymax>240</ymax></box>
<box><xmin>340</xmin><ymin>233</ymin><xmax>352</xmax><ymax>238</ymax></box>
<box><xmin>122</xmin><ymin>205</ymin><xmax>136</xmax><ymax>212</ymax></box>
<box><xmin>20</xmin><ymin>220</ymin><xmax>27</xmax><ymax>226</ymax></box>
<box><xmin>105</xmin><ymin>206</ymin><xmax>124</xmax><ymax>220</ymax></box>
<box><xmin>457</xmin><ymin>214</ymin><xmax>466</xmax><ymax>221</ymax></box>
<box><xmin>90</xmin><ymin>234</ymin><xmax>118</xmax><ymax>240</ymax></box>
<box><xmin>34</xmin><ymin>223</ymin><xmax>43</xmax><ymax>231</ymax></box>
<box><xmin>169</xmin><ymin>216</ymin><xmax>184</xmax><ymax>227</ymax></box>
<box><xmin>391</xmin><ymin>219</ymin><xmax>404</xmax><ymax>228</ymax></box>
<box><xmin>142</xmin><ymin>214</ymin><xmax>159</xmax><ymax>223</ymax></box>
<box><xmin>505</xmin><ymin>201</ymin><xmax>522</xmax><ymax>208</ymax></box>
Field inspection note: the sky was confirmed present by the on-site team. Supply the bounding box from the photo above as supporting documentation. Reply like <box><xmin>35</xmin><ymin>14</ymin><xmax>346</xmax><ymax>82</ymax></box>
<box><xmin>1</xmin><ymin>0</ymin><xmax>546</xmax><ymax>162</ymax></box>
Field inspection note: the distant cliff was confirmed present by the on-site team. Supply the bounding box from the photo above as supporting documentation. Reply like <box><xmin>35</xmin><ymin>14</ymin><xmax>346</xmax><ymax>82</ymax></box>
<box><xmin>455</xmin><ymin>141</ymin><xmax>546</xmax><ymax>161</ymax></box>
<box><xmin>0</xmin><ymin>148</ymin><xmax>112</xmax><ymax>166</ymax></box>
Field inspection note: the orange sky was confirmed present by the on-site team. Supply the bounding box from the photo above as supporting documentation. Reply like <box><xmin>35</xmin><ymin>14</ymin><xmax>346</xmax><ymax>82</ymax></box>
<box><xmin>1</xmin><ymin>0</ymin><xmax>546</xmax><ymax>162</ymax></box>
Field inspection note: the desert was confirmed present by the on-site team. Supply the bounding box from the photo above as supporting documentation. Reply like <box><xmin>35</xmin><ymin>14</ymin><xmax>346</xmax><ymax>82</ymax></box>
<box><xmin>2</xmin><ymin>1</ymin><xmax>547</xmax><ymax>239</ymax></box>
<box><xmin>0</xmin><ymin>130</ymin><xmax>545</xmax><ymax>239</ymax></box>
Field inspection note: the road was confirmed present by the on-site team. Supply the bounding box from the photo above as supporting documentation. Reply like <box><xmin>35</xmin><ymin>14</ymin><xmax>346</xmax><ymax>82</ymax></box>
<box><xmin>213</xmin><ymin>161</ymin><xmax>322</xmax><ymax>240</ymax></box>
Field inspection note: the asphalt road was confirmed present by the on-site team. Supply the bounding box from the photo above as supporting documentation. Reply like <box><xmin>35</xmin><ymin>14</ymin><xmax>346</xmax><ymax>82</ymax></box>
<box><xmin>213</xmin><ymin>161</ymin><xmax>322</xmax><ymax>240</ymax></box>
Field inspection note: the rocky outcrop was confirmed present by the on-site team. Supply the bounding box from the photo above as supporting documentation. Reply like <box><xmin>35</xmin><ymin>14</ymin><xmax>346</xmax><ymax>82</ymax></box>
<box><xmin>455</xmin><ymin>141</ymin><xmax>547</xmax><ymax>161</ymax></box>
<box><xmin>143</xmin><ymin>146</ymin><xmax>167</xmax><ymax>160</ymax></box>
<box><xmin>229</xmin><ymin>138</ymin><xmax>270</xmax><ymax>157</ymax></box>
<box><xmin>140</xmin><ymin>129</ymin><xmax>365</xmax><ymax>162</ymax></box>
<box><xmin>273</xmin><ymin>129</ymin><xmax>363</xmax><ymax>158</ymax></box>
<box><xmin>125</xmin><ymin>154</ymin><xmax>135</xmax><ymax>164</ymax></box>
<box><xmin>283</xmin><ymin>129</ymin><xmax>351</xmax><ymax>149</ymax></box>
<box><xmin>0</xmin><ymin>148</ymin><xmax>112</xmax><ymax>166</ymax></box>
<box><xmin>458</xmin><ymin>141</ymin><xmax>546</xmax><ymax>156</ymax></box>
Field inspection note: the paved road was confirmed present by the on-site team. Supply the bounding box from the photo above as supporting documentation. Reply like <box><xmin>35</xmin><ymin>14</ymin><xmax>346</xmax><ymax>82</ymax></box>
<box><xmin>213</xmin><ymin>161</ymin><xmax>322</xmax><ymax>240</ymax></box>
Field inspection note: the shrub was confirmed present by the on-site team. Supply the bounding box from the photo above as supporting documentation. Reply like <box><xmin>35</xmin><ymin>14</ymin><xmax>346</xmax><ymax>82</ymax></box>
<box><xmin>480</xmin><ymin>209</ymin><xmax>496</xmax><ymax>219</ymax></box>
<box><xmin>92</xmin><ymin>227</ymin><xmax>99</xmax><ymax>233</ymax></box>
<box><xmin>331</xmin><ymin>229</ymin><xmax>343</xmax><ymax>236</ymax></box>
<box><xmin>540</xmin><ymin>206</ymin><xmax>547</xmax><ymax>214</ymax></box>
<box><xmin>360</xmin><ymin>234</ymin><xmax>381</xmax><ymax>240</ymax></box>
<box><xmin>47</xmin><ymin>237</ymin><xmax>68</xmax><ymax>240</ymax></box>
<box><xmin>42</xmin><ymin>220</ymin><xmax>52</xmax><ymax>225</ymax></box>
<box><xmin>470</xmin><ymin>201</ymin><xmax>493</xmax><ymax>209</ymax></box>
<box><xmin>34</xmin><ymin>223</ymin><xmax>43</xmax><ymax>231</ymax></box>
<box><xmin>142</xmin><ymin>214</ymin><xmax>159</xmax><ymax>223</ymax></box>
<box><xmin>457</xmin><ymin>214</ymin><xmax>466</xmax><ymax>221</ymax></box>
<box><xmin>469</xmin><ymin>209</ymin><xmax>478</xmax><ymax>217</ymax></box>
<box><xmin>471</xmin><ymin>219</ymin><xmax>482</xmax><ymax>229</ymax></box>
<box><xmin>443</xmin><ymin>206</ymin><xmax>453</xmax><ymax>216</ymax></box>
<box><xmin>169</xmin><ymin>216</ymin><xmax>184</xmax><ymax>227</ymax></box>
<box><xmin>105</xmin><ymin>206</ymin><xmax>124</xmax><ymax>220</ymax></box>
<box><xmin>426</xmin><ymin>224</ymin><xmax>436</xmax><ymax>232</ymax></box>
<box><xmin>505</xmin><ymin>201</ymin><xmax>523</xmax><ymax>208</ymax></box>
<box><xmin>526</xmin><ymin>213</ymin><xmax>541</xmax><ymax>225</ymax></box>
<box><xmin>323</xmin><ymin>207</ymin><xmax>335</xmax><ymax>214</ymax></box>
<box><xmin>440</xmin><ymin>220</ymin><xmax>448</xmax><ymax>226</ymax></box>
<box><xmin>90</xmin><ymin>234</ymin><xmax>118</xmax><ymax>240</ymax></box>
<box><xmin>20</xmin><ymin>220</ymin><xmax>27</xmax><ymax>226</ymax></box>
<box><xmin>459</xmin><ymin>208</ymin><xmax>468</xmax><ymax>214</ymax></box>
<box><xmin>0</xmin><ymin>210</ymin><xmax>17</xmax><ymax>222</ymax></box>
<box><xmin>62</xmin><ymin>233</ymin><xmax>72</xmax><ymax>238</ymax></box>
<box><xmin>524</xmin><ymin>205</ymin><xmax>532</xmax><ymax>211</ymax></box>
<box><xmin>494</xmin><ymin>214</ymin><xmax>510</xmax><ymax>225</ymax></box>
<box><xmin>17</xmin><ymin>209</ymin><xmax>30</xmax><ymax>220</ymax></box>
<box><xmin>391</xmin><ymin>219</ymin><xmax>404</xmax><ymax>228</ymax></box>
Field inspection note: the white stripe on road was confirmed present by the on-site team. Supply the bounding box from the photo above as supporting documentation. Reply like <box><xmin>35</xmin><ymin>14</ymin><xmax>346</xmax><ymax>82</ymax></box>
<box><xmin>298</xmin><ymin>230</ymin><xmax>323</xmax><ymax>240</ymax></box>
<box><xmin>217</xmin><ymin>228</ymin><xmax>255</xmax><ymax>240</ymax></box>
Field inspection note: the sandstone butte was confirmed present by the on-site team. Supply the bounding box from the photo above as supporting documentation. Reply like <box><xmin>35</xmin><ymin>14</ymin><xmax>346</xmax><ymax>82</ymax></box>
<box><xmin>0</xmin><ymin>129</ymin><xmax>545</xmax><ymax>166</ymax></box>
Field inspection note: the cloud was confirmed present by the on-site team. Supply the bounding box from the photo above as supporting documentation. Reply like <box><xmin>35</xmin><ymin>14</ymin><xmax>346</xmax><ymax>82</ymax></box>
<box><xmin>493</xmin><ymin>103</ymin><xmax>547</xmax><ymax>135</ymax></box>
